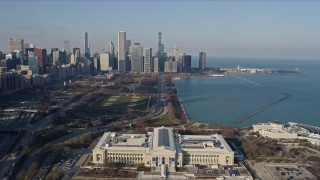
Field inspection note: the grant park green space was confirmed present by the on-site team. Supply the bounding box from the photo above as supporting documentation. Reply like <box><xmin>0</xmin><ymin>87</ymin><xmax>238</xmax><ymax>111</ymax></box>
<box><xmin>152</xmin><ymin>114</ymin><xmax>178</xmax><ymax>126</ymax></box>
<box><xmin>52</xmin><ymin>91</ymin><xmax>81</xmax><ymax>100</ymax></box>
<box><xmin>59</xmin><ymin>94</ymin><xmax>149</xmax><ymax>125</ymax></box>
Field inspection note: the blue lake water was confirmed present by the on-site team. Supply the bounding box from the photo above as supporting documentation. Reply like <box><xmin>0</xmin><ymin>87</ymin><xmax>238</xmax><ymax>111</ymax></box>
<box><xmin>174</xmin><ymin>57</ymin><xmax>320</xmax><ymax>127</ymax></box>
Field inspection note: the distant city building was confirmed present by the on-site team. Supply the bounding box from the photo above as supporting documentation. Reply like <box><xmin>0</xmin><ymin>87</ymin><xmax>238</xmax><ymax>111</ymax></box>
<box><xmin>178</xmin><ymin>54</ymin><xmax>183</xmax><ymax>73</ymax></box>
<box><xmin>28</xmin><ymin>57</ymin><xmax>39</xmax><ymax>74</ymax></box>
<box><xmin>53</xmin><ymin>50</ymin><xmax>66</xmax><ymax>66</ymax></box>
<box><xmin>100</xmin><ymin>52</ymin><xmax>112</xmax><ymax>71</ymax></box>
<box><xmin>64</xmin><ymin>41</ymin><xmax>70</xmax><ymax>55</ymax></box>
<box><xmin>153</xmin><ymin>57</ymin><xmax>159</xmax><ymax>73</ymax></box>
<box><xmin>25</xmin><ymin>46</ymin><xmax>35</xmax><ymax>65</ymax></box>
<box><xmin>126</xmin><ymin>39</ymin><xmax>132</xmax><ymax>71</ymax></box>
<box><xmin>35</xmin><ymin>48</ymin><xmax>47</xmax><ymax>74</ymax></box>
<box><xmin>73</xmin><ymin>48</ymin><xmax>80</xmax><ymax>55</ymax></box>
<box><xmin>9</xmin><ymin>38</ymin><xmax>25</xmax><ymax>63</ymax></box>
<box><xmin>173</xmin><ymin>46</ymin><xmax>179</xmax><ymax>61</ymax></box>
<box><xmin>182</xmin><ymin>54</ymin><xmax>191</xmax><ymax>73</ymax></box>
<box><xmin>0</xmin><ymin>51</ymin><xmax>3</xmax><ymax>60</ymax></box>
<box><xmin>130</xmin><ymin>43</ymin><xmax>143</xmax><ymax>72</ymax></box>
<box><xmin>0</xmin><ymin>72</ymin><xmax>25</xmax><ymax>95</ymax></box>
<box><xmin>70</xmin><ymin>48</ymin><xmax>81</xmax><ymax>64</ymax></box>
<box><xmin>93</xmin><ymin>54</ymin><xmax>100</xmax><ymax>72</ymax></box>
<box><xmin>9</xmin><ymin>38</ymin><xmax>24</xmax><ymax>53</ymax></box>
<box><xmin>118</xmin><ymin>31</ymin><xmax>126</xmax><ymax>72</ymax></box>
<box><xmin>199</xmin><ymin>52</ymin><xmax>206</xmax><ymax>70</ymax></box>
<box><xmin>157</xmin><ymin>32</ymin><xmax>165</xmax><ymax>72</ymax></box>
<box><xmin>84</xmin><ymin>32</ymin><xmax>90</xmax><ymax>57</ymax></box>
<box><xmin>126</xmin><ymin>39</ymin><xmax>131</xmax><ymax>55</ymax></box>
<box><xmin>108</xmin><ymin>41</ymin><xmax>115</xmax><ymax>57</ymax></box>
<box><xmin>25</xmin><ymin>43</ymin><xmax>35</xmax><ymax>49</ymax></box>
<box><xmin>144</xmin><ymin>48</ymin><xmax>152</xmax><ymax>73</ymax></box>
<box><xmin>164</xmin><ymin>60</ymin><xmax>177</xmax><ymax>73</ymax></box>
<box><xmin>158</xmin><ymin>32</ymin><xmax>164</xmax><ymax>54</ymax></box>
<box><xmin>51</xmin><ymin>48</ymin><xmax>59</xmax><ymax>55</ymax></box>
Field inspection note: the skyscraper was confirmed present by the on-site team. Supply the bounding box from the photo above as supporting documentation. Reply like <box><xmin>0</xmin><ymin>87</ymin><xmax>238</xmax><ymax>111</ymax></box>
<box><xmin>84</xmin><ymin>32</ymin><xmax>90</xmax><ymax>57</ymax></box>
<box><xmin>9</xmin><ymin>38</ymin><xmax>24</xmax><ymax>53</ymax></box>
<box><xmin>144</xmin><ymin>48</ymin><xmax>152</xmax><ymax>73</ymax></box>
<box><xmin>126</xmin><ymin>39</ymin><xmax>131</xmax><ymax>55</ymax></box>
<box><xmin>173</xmin><ymin>46</ymin><xmax>179</xmax><ymax>61</ymax></box>
<box><xmin>100</xmin><ymin>52</ymin><xmax>112</xmax><ymax>71</ymax></box>
<box><xmin>130</xmin><ymin>43</ymin><xmax>143</xmax><ymax>72</ymax></box>
<box><xmin>35</xmin><ymin>48</ymin><xmax>47</xmax><ymax>74</ymax></box>
<box><xmin>64</xmin><ymin>41</ymin><xmax>70</xmax><ymax>55</ymax></box>
<box><xmin>157</xmin><ymin>32</ymin><xmax>164</xmax><ymax>54</ymax></box>
<box><xmin>164</xmin><ymin>60</ymin><xmax>178</xmax><ymax>73</ymax></box>
<box><xmin>153</xmin><ymin>57</ymin><xmax>159</xmax><ymax>73</ymax></box>
<box><xmin>28</xmin><ymin>56</ymin><xmax>39</xmax><ymax>74</ymax></box>
<box><xmin>93</xmin><ymin>53</ymin><xmax>100</xmax><ymax>72</ymax></box>
<box><xmin>53</xmin><ymin>50</ymin><xmax>66</xmax><ymax>66</ymax></box>
<box><xmin>118</xmin><ymin>31</ymin><xmax>126</xmax><ymax>72</ymax></box>
<box><xmin>9</xmin><ymin>38</ymin><xmax>24</xmax><ymax>63</ymax></box>
<box><xmin>108</xmin><ymin>41</ymin><xmax>115</xmax><ymax>57</ymax></box>
<box><xmin>182</xmin><ymin>54</ymin><xmax>192</xmax><ymax>73</ymax></box>
<box><xmin>157</xmin><ymin>32</ymin><xmax>166</xmax><ymax>72</ymax></box>
<box><xmin>199</xmin><ymin>52</ymin><xmax>206</xmax><ymax>71</ymax></box>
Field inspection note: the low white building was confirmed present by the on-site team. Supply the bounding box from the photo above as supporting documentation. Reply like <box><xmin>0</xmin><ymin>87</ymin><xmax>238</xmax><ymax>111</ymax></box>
<box><xmin>253</xmin><ymin>122</ymin><xmax>298</xmax><ymax>139</ymax></box>
<box><xmin>93</xmin><ymin>127</ymin><xmax>234</xmax><ymax>170</ymax></box>
<box><xmin>253</xmin><ymin>122</ymin><xmax>283</xmax><ymax>132</ymax></box>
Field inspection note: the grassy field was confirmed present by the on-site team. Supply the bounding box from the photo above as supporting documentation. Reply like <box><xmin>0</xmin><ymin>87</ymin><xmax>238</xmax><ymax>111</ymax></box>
<box><xmin>152</xmin><ymin>114</ymin><xmax>177</xmax><ymax>126</ymax></box>
<box><xmin>93</xmin><ymin>95</ymin><xmax>146</xmax><ymax>109</ymax></box>
<box><xmin>53</xmin><ymin>91</ymin><xmax>81</xmax><ymax>100</ymax></box>
<box><xmin>65</xmin><ymin>95</ymin><xmax>148</xmax><ymax>122</ymax></box>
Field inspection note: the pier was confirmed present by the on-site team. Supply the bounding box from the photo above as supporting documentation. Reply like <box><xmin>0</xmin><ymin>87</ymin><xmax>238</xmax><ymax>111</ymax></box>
<box><xmin>235</xmin><ymin>93</ymin><xmax>290</xmax><ymax>124</ymax></box>
<box><xmin>229</xmin><ymin>74</ymin><xmax>264</xmax><ymax>87</ymax></box>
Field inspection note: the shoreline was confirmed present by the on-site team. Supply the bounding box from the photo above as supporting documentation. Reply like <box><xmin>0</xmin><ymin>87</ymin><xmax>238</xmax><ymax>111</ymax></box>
<box><xmin>173</xmin><ymin>82</ymin><xmax>189</xmax><ymax>123</ymax></box>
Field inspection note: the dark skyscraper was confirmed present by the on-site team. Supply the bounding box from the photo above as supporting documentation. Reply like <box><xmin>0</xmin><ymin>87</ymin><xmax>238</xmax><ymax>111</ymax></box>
<box><xmin>84</xmin><ymin>32</ymin><xmax>90</xmax><ymax>57</ymax></box>
<box><xmin>199</xmin><ymin>52</ymin><xmax>206</xmax><ymax>71</ymax></box>
<box><xmin>126</xmin><ymin>39</ymin><xmax>131</xmax><ymax>55</ymax></box>
<box><xmin>157</xmin><ymin>32</ymin><xmax>164</xmax><ymax>54</ymax></box>
<box><xmin>157</xmin><ymin>32</ymin><xmax>165</xmax><ymax>72</ymax></box>
<box><xmin>126</xmin><ymin>39</ymin><xmax>131</xmax><ymax>71</ymax></box>
<box><xmin>182</xmin><ymin>54</ymin><xmax>192</xmax><ymax>73</ymax></box>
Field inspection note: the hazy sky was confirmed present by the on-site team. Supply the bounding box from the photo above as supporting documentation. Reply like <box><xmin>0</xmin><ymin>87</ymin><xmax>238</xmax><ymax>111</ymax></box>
<box><xmin>1</xmin><ymin>0</ymin><xmax>319</xmax><ymax>60</ymax></box>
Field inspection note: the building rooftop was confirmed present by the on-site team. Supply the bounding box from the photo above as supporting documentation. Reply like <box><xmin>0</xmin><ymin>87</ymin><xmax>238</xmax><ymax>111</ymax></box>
<box><xmin>152</xmin><ymin>126</ymin><xmax>176</xmax><ymax>152</ymax></box>
<box><xmin>94</xmin><ymin>127</ymin><xmax>234</xmax><ymax>154</ymax></box>
<box><xmin>179</xmin><ymin>134</ymin><xmax>233</xmax><ymax>153</ymax></box>
<box><xmin>94</xmin><ymin>132</ymin><xmax>148</xmax><ymax>151</ymax></box>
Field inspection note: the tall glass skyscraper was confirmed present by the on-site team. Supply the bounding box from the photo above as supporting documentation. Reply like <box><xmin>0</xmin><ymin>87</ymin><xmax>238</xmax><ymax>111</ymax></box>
<box><xmin>118</xmin><ymin>31</ymin><xmax>126</xmax><ymax>72</ymax></box>
<box><xmin>157</xmin><ymin>32</ymin><xmax>165</xmax><ymax>72</ymax></box>
<box><xmin>144</xmin><ymin>48</ymin><xmax>152</xmax><ymax>73</ymax></box>
<box><xmin>130</xmin><ymin>43</ymin><xmax>143</xmax><ymax>72</ymax></box>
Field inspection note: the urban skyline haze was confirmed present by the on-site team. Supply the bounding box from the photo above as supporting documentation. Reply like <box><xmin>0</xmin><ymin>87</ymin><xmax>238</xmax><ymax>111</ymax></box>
<box><xmin>1</xmin><ymin>0</ymin><xmax>320</xmax><ymax>60</ymax></box>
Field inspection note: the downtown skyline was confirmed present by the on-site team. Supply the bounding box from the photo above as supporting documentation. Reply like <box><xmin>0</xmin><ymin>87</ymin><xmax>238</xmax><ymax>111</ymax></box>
<box><xmin>1</xmin><ymin>0</ymin><xmax>320</xmax><ymax>60</ymax></box>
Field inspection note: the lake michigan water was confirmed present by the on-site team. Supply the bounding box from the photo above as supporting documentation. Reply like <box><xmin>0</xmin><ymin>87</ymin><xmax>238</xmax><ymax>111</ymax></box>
<box><xmin>174</xmin><ymin>57</ymin><xmax>320</xmax><ymax>127</ymax></box>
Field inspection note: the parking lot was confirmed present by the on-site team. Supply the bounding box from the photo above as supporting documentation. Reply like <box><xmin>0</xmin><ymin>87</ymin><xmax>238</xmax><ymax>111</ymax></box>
<box><xmin>255</xmin><ymin>163</ymin><xmax>316</xmax><ymax>180</ymax></box>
